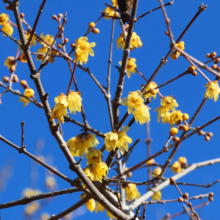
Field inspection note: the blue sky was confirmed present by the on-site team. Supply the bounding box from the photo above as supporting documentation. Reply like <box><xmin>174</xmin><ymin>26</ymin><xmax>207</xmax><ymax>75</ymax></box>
<box><xmin>0</xmin><ymin>0</ymin><xmax>220</xmax><ymax>219</ymax></box>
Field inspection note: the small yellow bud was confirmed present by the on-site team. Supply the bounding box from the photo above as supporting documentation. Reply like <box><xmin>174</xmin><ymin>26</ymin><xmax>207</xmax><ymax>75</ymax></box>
<box><xmin>146</xmin><ymin>158</ymin><xmax>155</xmax><ymax>166</ymax></box>
<box><xmin>206</xmin><ymin>53</ymin><xmax>211</xmax><ymax>58</ymax></box>
<box><xmin>89</xmin><ymin>22</ymin><xmax>95</xmax><ymax>29</ymax></box>
<box><xmin>169</xmin><ymin>127</ymin><xmax>178</xmax><ymax>136</ymax></box>
<box><xmin>214</xmin><ymin>58</ymin><xmax>220</xmax><ymax>64</ymax></box>
<box><xmin>183</xmin><ymin>192</ymin><xmax>189</xmax><ymax>199</ymax></box>
<box><xmin>12</xmin><ymin>74</ymin><xmax>19</xmax><ymax>83</ymax></box>
<box><xmin>179</xmin><ymin>125</ymin><xmax>188</xmax><ymax>131</ymax></box>
<box><xmin>9</xmin><ymin>66</ymin><xmax>16</xmax><ymax>73</ymax></box>
<box><xmin>188</xmin><ymin>65</ymin><xmax>195</xmax><ymax>72</ymax></box>
<box><xmin>64</xmin><ymin>38</ymin><xmax>69</xmax><ymax>44</ymax></box>
<box><xmin>178</xmin><ymin>197</ymin><xmax>184</xmax><ymax>203</ymax></box>
<box><xmin>178</xmin><ymin>157</ymin><xmax>187</xmax><ymax>166</ymax></box>
<box><xmin>172</xmin><ymin>137</ymin><xmax>180</xmax><ymax>142</ymax></box>
<box><xmin>211</xmin><ymin>51</ymin><xmax>217</xmax><ymax>58</ymax></box>
<box><xmin>207</xmin><ymin>132</ymin><xmax>213</xmax><ymax>138</ymax></box>
<box><xmin>20</xmin><ymin>80</ymin><xmax>28</xmax><ymax>89</ymax></box>
<box><xmin>71</xmin><ymin>43</ymin><xmax>75</xmax><ymax>48</ymax></box>
<box><xmin>212</xmin><ymin>64</ymin><xmax>218</xmax><ymax>70</ymax></box>
<box><xmin>182</xmin><ymin>113</ymin><xmax>189</xmax><ymax>121</ymax></box>
<box><xmin>191</xmin><ymin>70</ymin><xmax>197</xmax><ymax>76</ymax></box>
<box><xmin>171</xmin><ymin>52</ymin><xmax>179</xmax><ymax>60</ymax></box>
<box><xmin>198</xmin><ymin>130</ymin><xmax>204</xmax><ymax>136</ymax></box>
<box><xmin>92</xmin><ymin>28</ymin><xmax>100</xmax><ymax>34</ymax></box>
<box><xmin>217</xmin><ymin>67</ymin><xmax>220</xmax><ymax>72</ymax></box>
<box><xmin>2</xmin><ymin>76</ymin><xmax>9</xmax><ymax>83</ymax></box>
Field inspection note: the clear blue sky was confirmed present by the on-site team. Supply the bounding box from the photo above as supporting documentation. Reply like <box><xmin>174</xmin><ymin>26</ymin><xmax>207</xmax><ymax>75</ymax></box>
<box><xmin>0</xmin><ymin>0</ymin><xmax>220</xmax><ymax>219</ymax></box>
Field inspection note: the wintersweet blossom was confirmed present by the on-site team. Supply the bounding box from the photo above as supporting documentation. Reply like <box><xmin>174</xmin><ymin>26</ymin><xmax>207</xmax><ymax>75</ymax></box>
<box><xmin>81</xmin><ymin>194</ymin><xmax>96</xmax><ymax>212</ymax></box>
<box><xmin>36</xmin><ymin>47</ymin><xmax>48</xmax><ymax>62</ymax></box>
<box><xmin>146</xmin><ymin>158</ymin><xmax>155</xmax><ymax>166</ymax></box>
<box><xmin>132</xmin><ymin>103</ymin><xmax>150</xmax><ymax>125</ymax></box>
<box><xmin>143</xmin><ymin>82</ymin><xmax>159</xmax><ymax>100</ymax></box>
<box><xmin>116</xmin><ymin>32</ymin><xmax>126</xmax><ymax>50</ymax></box>
<box><xmin>24</xmin><ymin>32</ymin><xmax>37</xmax><ymax>46</ymax></box>
<box><xmin>74</xmin><ymin>36</ymin><xmax>96</xmax><ymax>65</ymax></box>
<box><xmin>151</xmin><ymin>191</ymin><xmax>162</xmax><ymax>201</ymax></box>
<box><xmin>67</xmin><ymin>133</ymin><xmax>99</xmax><ymax>157</ymax></box>
<box><xmin>171</xmin><ymin>41</ymin><xmax>185</xmax><ymax>60</ymax></box>
<box><xmin>86</xmin><ymin>148</ymin><xmax>102</xmax><ymax>166</ymax></box>
<box><xmin>119</xmin><ymin>58</ymin><xmax>137</xmax><ymax>78</ymax></box>
<box><xmin>95</xmin><ymin>202</ymin><xmax>105</xmax><ymax>213</ymax></box>
<box><xmin>19</xmin><ymin>88</ymin><xmax>35</xmax><ymax>107</ymax></box>
<box><xmin>104</xmin><ymin>126</ymin><xmax>132</xmax><ymax>155</ymax></box>
<box><xmin>45</xmin><ymin>176</ymin><xmax>56</xmax><ymax>190</ymax></box>
<box><xmin>120</xmin><ymin>91</ymin><xmax>144</xmax><ymax>114</ymax></box>
<box><xmin>19</xmin><ymin>53</ymin><xmax>27</xmax><ymax>63</ymax></box>
<box><xmin>152</xmin><ymin>167</ymin><xmax>162</xmax><ymax>178</ymax></box>
<box><xmin>22</xmin><ymin>188</ymin><xmax>41</xmax><ymax>197</ymax></box>
<box><xmin>67</xmin><ymin>90</ymin><xmax>82</xmax><ymax>114</ymax></box>
<box><xmin>107</xmin><ymin>211</ymin><xmax>117</xmax><ymax>220</ymax></box>
<box><xmin>103</xmin><ymin>7</ymin><xmax>115</xmax><ymax>20</ymax></box>
<box><xmin>24</xmin><ymin>202</ymin><xmax>40</xmax><ymax>215</ymax></box>
<box><xmin>2</xmin><ymin>23</ymin><xmax>13</xmax><ymax>36</ymax></box>
<box><xmin>50</xmin><ymin>93</ymin><xmax>69</xmax><ymax>124</ymax></box>
<box><xmin>4</xmin><ymin>56</ymin><xmax>16</xmax><ymax>69</ymax></box>
<box><xmin>0</xmin><ymin>13</ymin><xmax>9</xmax><ymax>25</ymax></box>
<box><xmin>179</xmin><ymin>157</ymin><xmax>187</xmax><ymax>166</ymax></box>
<box><xmin>169</xmin><ymin>110</ymin><xmax>183</xmax><ymax>127</ymax></box>
<box><xmin>125</xmin><ymin>183</ymin><xmax>141</xmax><ymax>200</ymax></box>
<box><xmin>204</xmin><ymin>80</ymin><xmax>220</xmax><ymax>102</ymax></box>
<box><xmin>39</xmin><ymin>33</ymin><xmax>55</xmax><ymax>47</ymax></box>
<box><xmin>112</xmin><ymin>0</ymin><xmax>118</xmax><ymax>7</ymax></box>
<box><xmin>170</xmin><ymin>161</ymin><xmax>182</xmax><ymax>174</ymax></box>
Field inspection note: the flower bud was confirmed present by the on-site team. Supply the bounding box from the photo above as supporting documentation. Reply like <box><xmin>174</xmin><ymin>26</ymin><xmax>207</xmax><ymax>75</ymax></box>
<box><xmin>122</xmin><ymin>182</ymin><xmax>129</xmax><ymax>189</ymax></box>
<box><xmin>208</xmin><ymin>197</ymin><xmax>214</xmax><ymax>202</ymax></box>
<box><xmin>58</xmin><ymin>13</ymin><xmax>63</xmax><ymax>19</ymax></box>
<box><xmin>2</xmin><ymin>76</ymin><xmax>9</xmax><ymax>83</ymax></box>
<box><xmin>169</xmin><ymin>177</ymin><xmax>175</xmax><ymax>185</ymax></box>
<box><xmin>217</xmin><ymin>67</ymin><xmax>220</xmax><ymax>72</ymax></box>
<box><xmin>182</xmin><ymin>113</ymin><xmax>189</xmax><ymax>121</ymax></box>
<box><xmin>9</xmin><ymin>66</ymin><xmax>16</xmax><ymax>73</ymax></box>
<box><xmin>209</xmin><ymin>192</ymin><xmax>214</xmax><ymax>197</ymax></box>
<box><xmin>207</xmin><ymin>132</ymin><xmax>213</xmax><ymax>138</ymax></box>
<box><xmin>52</xmin><ymin>15</ymin><xmax>58</xmax><ymax>20</ymax></box>
<box><xmin>214</xmin><ymin>58</ymin><xmax>220</xmax><ymax>64</ymax></box>
<box><xmin>198</xmin><ymin>130</ymin><xmax>204</xmax><ymax>136</ymax></box>
<box><xmin>188</xmin><ymin>65</ymin><xmax>195</xmax><ymax>72</ymax></box>
<box><xmin>57</xmin><ymin>43</ymin><xmax>62</xmax><ymax>49</ymax></box>
<box><xmin>6</xmin><ymin>5</ymin><xmax>11</xmax><ymax>10</ymax></box>
<box><xmin>183</xmin><ymin>192</ymin><xmax>189</xmax><ymax>199</ymax></box>
<box><xmin>172</xmin><ymin>137</ymin><xmax>180</xmax><ymax>143</ymax></box>
<box><xmin>12</xmin><ymin>74</ymin><xmax>19</xmax><ymax>83</ymax></box>
<box><xmin>92</xmin><ymin>28</ymin><xmax>99</xmax><ymax>34</ymax></box>
<box><xmin>179</xmin><ymin>125</ymin><xmax>188</xmax><ymax>131</ymax></box>
<box><xmin>178</xmin><ymin>197</ymin><xmax>183</xmax><ymax>203</ymax></box>
<box><xmin>169</xmin><ymin>127</ymin><xmax>178</xmax><ymax>136</ymax></box>
<box><xmin>20</xmin><ymin>13</ymin><xmax>25</xmax><ymax>18</ymax></box>
<box><xmin>205</xmin><ymin>135</ymin><xmax>210</xmax><ymax>141</ymax></box>
<box><xmin>206</xmin><ymin>53</ymin><xmax>211</xmax><ymax>58</ymax></box>
<box><xmin>64</xmin><ymin>38</ymin><xmax>69</xmax><ymax>44</ymax></box>
<box><xmin>212</xmin><ymin>64</ymin><xmax>217</xmax><ymax>70</ymax></box>
<box><xmin>178</xmin><ymin>157</ymin><xmax>187</xmax><ymax>166</ymax></box>
<box><xmin>191</xmin><ymin>70</ymin><xmax>197</xmax><ymax>76</ymax></box>
<box><xmin>89</xmin><ymin>22</ymin><xmax>95</xmax><ymax>29</ymax></box>
<box><xmin>211</xmin><ymin>51</ymin><xmax>217</xmax><ymax>58</ymax></box>
<box><xmin>20</xmin><ymin>80</ymin><xmax>28</xmax><ymax>89</ymax></box>
<box><xmin>71</xmin><ymin>43</ymin><xmax>76</xmax><ymax>48</ymax></box>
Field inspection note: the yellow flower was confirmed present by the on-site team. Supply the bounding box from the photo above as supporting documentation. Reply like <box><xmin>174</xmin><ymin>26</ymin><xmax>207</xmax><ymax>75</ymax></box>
<box><xmin>132</xmin><ymin>104</ymin><xmax>151</xmax><ymax>125</ymax></box>
<box><xmin>22</xmin><ymin>188</ymin><xmax>41</xmax><ymax>197</ymax></box>
<box><xmin>67</xmin><ymin>133</ymin><xmax>99</xmax><ymax>157</ymax></box>
<box><xmin>40</xmin><ymin>213</ymin><xmax>50</xmax><ymax>220</ymax></box>
<box><xmin>50</xmin><ymin>93</ymin><xmax>69</xmax><ymax>124</ymax></box>
<box><xmin>169</xmin><ymin>110</ymin><xmax>183</xmax><ymax>127</ymax></box>
<box><xmin>116</xmin><ymin>32</ymin><xmax>142</xmax><ymax>50</ymax></box>
<box><xmin>39</xmin><ymin>33</ymin><xmax>55</xmax><ymax>47</ymax></box>
<box><xmin>170</xmin><ymin>161</ymin><xmax>182</xmax><ymax>174</ymax></box>
<box><xmin>36</xmin><ymin>47</ymin><xmax>48</xmax><ymax>62</ymax></box>
<box><xmin>48</xmin><ymin>49</ymin><xmax>58</xmax><ymax>63</ymax></box>
<box><xmin>95</xmin><ymin>202</ymin><xmax>105</xmax><ymax>213</ymax></box>
<box><xmin>169</xmin><ymin>127</ymin><xmax>178</xmax><ymax>136</ymax></box>
<box><xmin>25</xmin><ymin>32</ymin><xmax>37</xmax><ymax>46</ymax></box>
<box><xmin>171</xmin><ymin>41</ymin><xmax>185</xmax><ymax>60</ymax></box>
<box><xmin>94</xmin><ymin>161</ymin><xmax>108</xmax><ymax>180</ymax></box>
<box><xmin>86</xmin><ymin>148</ymin><xmax>102</xmax><ymax>166</ymax></box>
<box><xmin>152</xmin><ymin>167</ymin><xmax>161</xmax><ymax>178</ymax></box>
<box><xmin>146</xmin><ymin>158</ymin><xmax>155</xmax><ymax>166</ymax></box>
<box><xmin>204</xmin><ymin>80</ymin><xmax>220</xmax><ymax>102</ymax></box>
<box><xmin>104</xmin><ymin>127</ymin><xmax>132</xmax><ymax>155</ymax></box>
<box><xmin>120</xmin><ymin>91</ymin><xmax>144</xmax><ymax>114</ymax></box>
<box><xmin>19</xmin><ymin>88</ymin><xmax>35</xmax><ymax>107</ymax></box>
<box><xmin>67</xmin><ymin>90</ymin><xmax>82</xmax><ymax>114</ymax></box>
<box><xmin>161</xmin><ymin>96</ymin><xmax>178</xmax><ymax>111</ymax></box>
<box><xmin>119</xmin><ymin>58</ymin><xmax>137</xmax><ymax>78</ymax></box>
<box><xmin>2</xmin><ymin>23</ymin><xmax>13</xmax><ymax>36</ymax></box>
<box><xmin>0</xmin><ymin>13</ymin><xmax>9</xmax><ymax>25</ymax></box>
<box><xmin>179</xmin><ymin>156</ymin><xmax>187</xmax><ymax>166</ymax></box>
<box><xmin>45</xmin><ymin>176</ymin><xmax>56</xmax><ymax>190</ymax></box>
<box><xmin>143</xmin><ymin>82</ymin><xmax>159</xmax><ymax>100</ymax></box>
<box><xmin>19</xmin><ymin>53</ymin><xmax>27</xmax><ymax>63</ymax></box>
<box><xmin>80</xmin><ymin>194</ymin><xmax>96</xmax><ymax>212</ymax></box>
<box><xmin>103</xmin><ymin>7</ymin><xmax>115</xmax><ymax>20</ymax></box>
<box><xmin>74</xmin><ymin>36</ymin><xmax>96</xmax><ymax>65</ymax></box>
<box><xmin>107</xmin><ymin>211</ymin><xmax>117</xmax><ymax>220</ymax></box>
<box><xmin>125</xmin><ymin>183</ymin><xmax>141</xmax><ymax>200</ymax></box>
<box><xmin>24</xmin><ymin>202</ymin><xmax>40</xmax><ymax>215</ymax></box>
<box><xmin>4</xmin><ymin>56</ymin><xmax>16</xmax><ymax>69</ymax></box>
<box><xmin>151</xmin><ymin>191</ymin><xmax>162</xmax><ymax>201</ymax></box>
<box><xmin>112</xmin><ymin>0</ymin><xmax>118</xmax><ymax>7</ymax></box>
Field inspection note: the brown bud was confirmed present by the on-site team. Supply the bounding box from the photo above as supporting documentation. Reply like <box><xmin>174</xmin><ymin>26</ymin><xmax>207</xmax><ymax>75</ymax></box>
<box><xmin>191</xmin><ymin>70</ymin><xmax>197</xmax><ymax>76</ymax></box>
<box><xmin>211</xmin><ymin>51</ymin><xmax>217</xmax><ymax>58</ymax></box>
<box><xmin>0</xmin><ymin>99</ymin><xmax>2</xmax><ymax>105</ymax></box>
<box><xmin>198</xmin><ymin>130</ymin><xmax>204</xmax><ymax>136</ymax></box>
<box><xmin>114</xmin><ymin>12</ymin><xmax>120</xmax><ymax>17</ymax></box>
<box><xmin>206</xmin><ymin>53</ymin><xmax>211</xmax><ymax>59</ymax></box>
<box><xmin>214</xmin><ymin>58</ymin><xmax>220</xmax><ymax>64</ymax></box>
<box><xmin>2</xmin><ymin>76</ymin><xmax>9</xmax><ymax>83</ymax></box>
<box><xmin>20</xmin><ymin>13</ymin><xmax>25</xmax><ymax>18</ymax></box>
<box><xmin>183</xmin><ymin>192</ymin><xmax>189</xmax><ymax>199</ymax></box>
<box><xmin>207</xmin><ymin>132</ymin><xmax>213</xmax><ymax>138</ymax></box>
<box><xmin>9</xmin><ymin>66</ymin><xmax>16</xmax><ymax>73</ymax></box>
<box><xmin>212</xmin><ymin>64</ymin><xmax>218</xmax><ymax>70</ymax></box>
<box><xmin>6</xmin><ymin>5</ymin><xmax>11</xmax><ymax>10</ymax></box>
<box><xmin>165</xmin><ymin>30</ymin><xmax>169</xmax><ymax>35</ymax></box>
<box><xmin>71</xmin><ymin>43</ymin><xmax>76</xmax><ymax>48</ymax></box>
<box><xmin>57</xmin><ymin>33</ymin><xmax>62</xmax><ymax>38</ymax></box>
<box><xmin>208</xmin><ymin>197</ymin><xmax>214</xmax><ymax>202</ymax></box>
<box><xmin>217</xmin><ymin>67</ymin><xmax>220</xmax><ymax>72</ymax></box>
<box><xmin>52</xmin><ymin>15</ymin><xmax>58</xmax><ymax>20</ymax></box>
<box><xmin>58</xmin><ymin>13</ymin><xmax>63</xmax><ymax>19</ymax></box>
<box><xmin>57</xmin><ymin>43</ymin><xmax>63</xmax><ymax>49</ymax></box>
<box><xmin>188</xmin><ymin>65</ymin><xmax>195</xmax><ymax>72</ymax></box>
<box><xmin>209</xmin><ymin>192</ymin><xmax>214</xmax><ymax>197</ymax></box>
<box><xmin>179</xmin><ymin>125</ymin><xmax>188</xmax><ymax>131</ymax></box>
<box><xmin>127</xmin><ymin>171</ymin><xmax>132</xmax><ymax>178</ymax></box>
<box><xmin>166</xmin><ymin>18</ymin><xmax>170</xmax><ymax>23</ymax></box>
<box><xmin>175</xmin><ymin>120</ymin><xmax>181</xmax><ymax>125</ymax></box>
<box><xmin>199</xmin><ymin>195</ymin><xmax>203</xmax><ymax>199</ymax></box>
<box><xmin>172</xmin><ymin>137</ymin><xmax>180</xmax><ymax>143</ymax></box>
<box><xmin>122</xmin><ymin>183</ymin><xmax>129</xmax><ymax>189</ymax></box>
<box><xmin>178</xmin><ymin>197</ymin><xmax>184</xmax><ymax>203</ymax></box>
<box><xmin>20</xmin><ymin>80</ymin><xmax>28</xmax><ymax>89</ymax></box>
<box><xmin>12</xmin><ymin>74</ymin><xmax>19</xmax><ymax>83</ymax></box>
<box><xmin>92</xmin><ymin>28</ymin><xmax>100</xmax><ymax>34</ymax></box>
<box><xmin>58</xmin><ymin>26</ymin><xmax>64</xmax><ymax>32</ymax></box>
<box><xmin>205</xmin><ymin>135</ymin><xmax>210</xmax><ymax>142</ymax></box>
<box><xmin>64</xmin><ymin>38</ymin><xmax>69</xmax><ymax>44</ymax></box>
<box><xmin>169</xmin><ymin>177</ymin><xmax>175</xmax><ymax>185</ymax></box>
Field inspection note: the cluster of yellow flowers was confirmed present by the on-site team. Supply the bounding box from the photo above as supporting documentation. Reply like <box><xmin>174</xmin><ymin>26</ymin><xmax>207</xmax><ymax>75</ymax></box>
<box><xmin>74</xmin><ymin>36</ymin><xmax>96</xmax><ymax>65</ymax></box>
<box><xmin>142</xmin><ymin>82</ymin><xmax>159</xmax><ymax>100</ymax></box>
<box><xmin>119</xmin><ymin>58</ymin><xmax>137</xmax><ymax>78</ymax></box>
<box><xmin>19</xmin><ymin>88</ymin><xmax>35</xmax><ymax>107</ymax></box>
<box><xmin>170</xmin><ymin>156</ymin><xmax>187</xmax><ymax>174</ymax></box>
<box><xmin>104</xmin><ymin>126</ymin><xmax>132</xmax><ymax>155</ymax></box>
<box><xmin>36</xmin><ymin>33</ymin><xmax>57</xmax><ymax>62</ymax></box>
<box><xmin>171</xmin><ymin>41</ymin><xmax>185</xmax><ymax>60</ymax></box>
<box><xmin>103</xmin><ymin>0</ymin><xmax>119</xmax><ymax>20</ymax></box>
<box><xmin>120</xmin><ymin>91</ymin><xmax>150</xmax><ymax>125</ymax></box>
<box><xmin>204</xmin><ymin>80</ymin><xmax>220</xmax><ymax>102</ymax></box>
<box><xmin>82</xmin><ymin>148</ymin><xmax>108</xmax><ymax>188</ymax></box>
<box><xmin>4</xmin><ymin>56</ymin><xmax>16</xmax><ymax>73</ymax></box>
<box><xmin>0</xmin><ymin>13</ymin><xmax>13</xmax><ymax>36</ymax></box>
<box><xmin>50</xmin><ymin>91</ymin><xmax>82</xmax><ymax>124</ymax></box>
<box><xmin>116</xmin><ymin>32</ymin><xmax>142</xmax><ymax>50</ymax></box>
<box><xmin>123</xmin><ymin>183</ymin><xmax>141</xmax><ymax>200</ymax></box>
